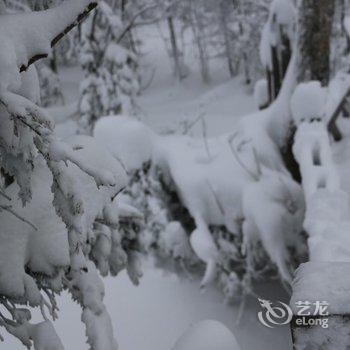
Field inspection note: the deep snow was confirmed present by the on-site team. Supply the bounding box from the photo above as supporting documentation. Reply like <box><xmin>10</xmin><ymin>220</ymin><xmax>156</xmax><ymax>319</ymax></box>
<box><xmin>3</xmin><ymin>260</ymin><xmax>292</xmax><ymax>350</ymax></box>
<box><xmin>3</xmin><ymin>23</ymin><xmax>292</xmax><ymax>350</ymax></box>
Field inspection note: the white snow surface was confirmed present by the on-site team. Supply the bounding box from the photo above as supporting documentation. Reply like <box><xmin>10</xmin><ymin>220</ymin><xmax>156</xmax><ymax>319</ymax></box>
<box><xmin>290</xmin><ymin>81</ymin><xmax>328</xmax><ymax>124</ymax></box>
<box><xmin>172</xmin><ymin>319</ymin><xmax>241</xmax><ymax>350</ymax></box>
<box><xmin>94</xmin><ymin>115</ymin><xmax>154</xmax><ymax>172</ymax></box>
<box><xmin>4</xmin><ymin>262</ymin><xmax>292</xmax><ymax>350</ymax></box>
<box><xmin>291</xmin><ymin>262</ymin><xmax>350</xmax><ymax>314</ymax></box>
<box><xmin>254</xmin><ymin>79</ymin><xmax>268</xmax><ymax>109</ymax></box>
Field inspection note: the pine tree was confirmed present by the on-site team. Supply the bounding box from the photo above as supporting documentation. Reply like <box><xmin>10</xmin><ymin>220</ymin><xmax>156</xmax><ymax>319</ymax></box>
<box><xmin>78</xmin><ymin>0</ymin><xmax>139</xmax><ymax>135</ymax></box>
<box><xmin>0</xmin><ymin>2</ymin><xmax>142</xmax><ymax>348</ymax></box>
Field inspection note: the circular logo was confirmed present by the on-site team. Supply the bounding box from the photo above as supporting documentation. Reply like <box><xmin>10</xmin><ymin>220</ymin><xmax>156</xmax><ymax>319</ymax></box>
<box><xmin>258</xmin><ymin>299</ymin><xmax>293</xmax><ymax>328</ymax></box>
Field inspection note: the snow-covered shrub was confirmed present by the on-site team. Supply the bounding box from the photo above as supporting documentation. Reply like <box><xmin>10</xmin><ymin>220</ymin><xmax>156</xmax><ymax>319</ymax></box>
<box><xmin>95</xmin><ymin>116</ymin><xmax>201</xmax><ymax>276</ymax></box>
<box><xmin>103</xmin><ymin>43</ymin><xmax>139</xmax><ymax>115</ymax></box>
<box><xmin>290</xmin><ymin>81</ymin><xmax>328</xmax><ymax>125</ymax></box>
<box><xmin>94</xmin><ymin>113</ymin><xmax>307</xmax><ymax>302</ymax></box>
<box><xmin>0</xmin><ymin>2</ymin><xmax>144</xmax><ymax>349</ymax></box>
<box><xmin>37</xmin><ymin>63</ymin><xmax>64</xmax><ymax>107</ymax></box>
<box><xmin>78</xmin><ymin>1</ymin><xmax>139</xmax><ymax>135</ymax></box>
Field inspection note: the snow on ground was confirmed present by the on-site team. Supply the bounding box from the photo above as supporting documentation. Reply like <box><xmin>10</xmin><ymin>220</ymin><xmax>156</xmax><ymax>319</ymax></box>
<box><xmin>138</xmin><ymin>77</ymin><xmax>256</xmax><ymax>137</ymax></box>
<box><xmin>136</xmin><ymin>24</ymin><xmax>257</xmax><ymax>137</ymax></box>
<box><xmin>3</xmin><ymin>260</ymin><xmax>292</xmax><ymax>350</ymax></box>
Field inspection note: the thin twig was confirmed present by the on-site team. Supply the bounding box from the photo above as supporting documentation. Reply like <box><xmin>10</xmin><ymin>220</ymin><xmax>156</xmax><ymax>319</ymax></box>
<box><xmin>0</xmin><ymin>205</ymin><xmax>37</xmax><ymax>231</ymax></box>
<box><xmin>116</xmin><ymin>3</ymin><xmax>158</xmax><ymax>44</ymax></box>
<box><xmin>0</xmin><ymin>190</ymin><xmax>11</xmax><ymax>201</ymax></box>
<box><xmin>200</xmin><ymin>114</ymin><xmax>212</xmax><ymax>160</ymax></box>
<box><xmin>206</xmin><ymin>179</ymin><xmax>225</xmax><ymax>216</ymax></box>
<box><xmin>228</xmin><ymin>134</ymin><xmax>260</xmax><ymax>181</ymax></box>
<box><xmin>183</xmin><ymin>114</ymin><xmax>203</xmax><ymax>134</ymax></box>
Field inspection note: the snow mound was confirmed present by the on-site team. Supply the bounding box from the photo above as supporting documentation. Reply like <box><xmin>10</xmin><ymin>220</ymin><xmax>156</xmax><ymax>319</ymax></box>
<box><xmin>291</xmin><ymin>81</ymin><xmax>327</xmax><ymax>124</ymax></box>
<box><xmin>172</xmin><ymin>320</ymin><xmax>241</xmax><ymax>350</ymax></box>
<box><xmin>254</xmin><ymin>79</ymin><xmax>268</xmax><ymax>109</ymax></box>
<box><xmin>291</xmin><ymin>262</ymin><xmax>350</xmax><ymax>314</ymax></box>
<box><xmin>270</xmin><ymin>0</ymin><xmax>296</xmax><ymax>26</ymax></box>
<box><xmin>29</xmin><ymin>321</ymin><xmax>64</xmax><ymax>350</ymax></box>
<box><xmin>94</xmin><ymin>115</ymin><xmax>154</xmax><ymax>172</ymax></box>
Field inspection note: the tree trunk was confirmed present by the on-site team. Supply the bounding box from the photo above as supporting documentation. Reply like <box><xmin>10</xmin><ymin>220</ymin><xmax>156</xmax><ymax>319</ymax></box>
<box><xmin>284</xmin><ymin>0</ymin><xmax>336</xmax><ymax>181</ymax></box>
<box><xmin>49</xmin><ymin>46</ymin><xmax>58</xmax><ymax>74</ymax></box>
<box><xmin>297</xmin><ymin>0</ymin><xmax>335</xmax><ymax>85</ymax></box>
<box><xmin>167</xmin><ymin>16</ymin><xmax>182</xmax><ymax>81</ymax></box>
<box><xmin>190</xmin><ymin>3</ymin><xmax>211</xmax><ymax>84</ymax></box>
<box><xmin>235</xmin><ymin>0</ymin><xmax>251</xmax><ymax>84</ymax></box>
<box><xmin>220</xmin><ymin>0</ymin><xmax>234</xmax><ymax>78</ymax></box>
<box><xmin>271</xmin><ymin>45</ymin><xmax>281</xmax><ymax>99</ymax></box>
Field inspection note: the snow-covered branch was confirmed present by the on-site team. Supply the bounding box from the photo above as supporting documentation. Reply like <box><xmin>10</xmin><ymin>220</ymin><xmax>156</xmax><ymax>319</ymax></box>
<box><xmin>20</xmin><ymin>1</ymin><xmax>98</xmax><ymax>72</ymax></box>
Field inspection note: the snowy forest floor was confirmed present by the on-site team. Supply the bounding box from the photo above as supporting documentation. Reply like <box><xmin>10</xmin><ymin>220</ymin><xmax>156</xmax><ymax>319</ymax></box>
<box><xmin>4</xmin><ymin>260</ymin><xmax>292</xmax><ymax>350</ymax></box>
<box><xmin>4</xmin><ymin>24</ymin><xmax>295</xmax><ymax>350</ymax></box>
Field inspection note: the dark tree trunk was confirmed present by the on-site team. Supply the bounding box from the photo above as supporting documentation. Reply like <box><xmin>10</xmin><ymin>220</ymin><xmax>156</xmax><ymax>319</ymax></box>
<box><xmin>271</xmin><ymin>45</ymin><xmax>281</xmax><ymax>99</ymax></box>
<box><xmin>167</xmin><ymin>16</ymin><xmax>182</xmax><ymax>81</ymax></box>
<box><xmin>284</xmin><ymin>0</ymin><xmax>336</xmax><ymax>182</ymax></box>
<box><xmin>49</xmin><ymin>46</ymin><xmax>58</xmax><ymax>74</ymax></box>
<box><xmin>267</xmin><ymin>69</ymin><xmax>273</xmax><ymax>104</ymax></box>
<box><xmin>220</xmin><ymin>0</ymin><xmax>234</xmax><ymax>78</ymax></box>
<box><xmin>297</xmin><ymin>0</ymin><xmax>335</xmax><ymax>85</ymax></box>
<box><xmin>280</xmin><ymin>26</ymin><xmax>292</xmax><ymax>80</ymax></box>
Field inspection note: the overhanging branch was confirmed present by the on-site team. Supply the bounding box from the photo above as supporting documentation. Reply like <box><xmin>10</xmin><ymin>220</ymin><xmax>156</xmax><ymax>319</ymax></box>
<box><xmin>19</xmin><ymin>1</ymin><xmax>98</xmax><ymax>72</ymax></box>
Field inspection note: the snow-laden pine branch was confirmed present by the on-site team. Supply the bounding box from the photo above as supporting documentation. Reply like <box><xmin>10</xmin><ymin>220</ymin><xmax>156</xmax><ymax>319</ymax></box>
<box><xmin>0</xmin><ymin>0</ymin><xmax>98</xmax><ymax>91</ymax></box>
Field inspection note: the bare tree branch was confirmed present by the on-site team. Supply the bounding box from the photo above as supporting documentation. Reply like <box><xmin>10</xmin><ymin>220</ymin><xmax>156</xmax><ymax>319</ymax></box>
<box><xmin>116</xmin><ymin>3</ymin><xmax>158</xmax><ymax>43</ymax></box>
<box><xmin>327</xmin><ymin>86</ymin><xmax>350</xmax><ymax>141</ymax></box>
